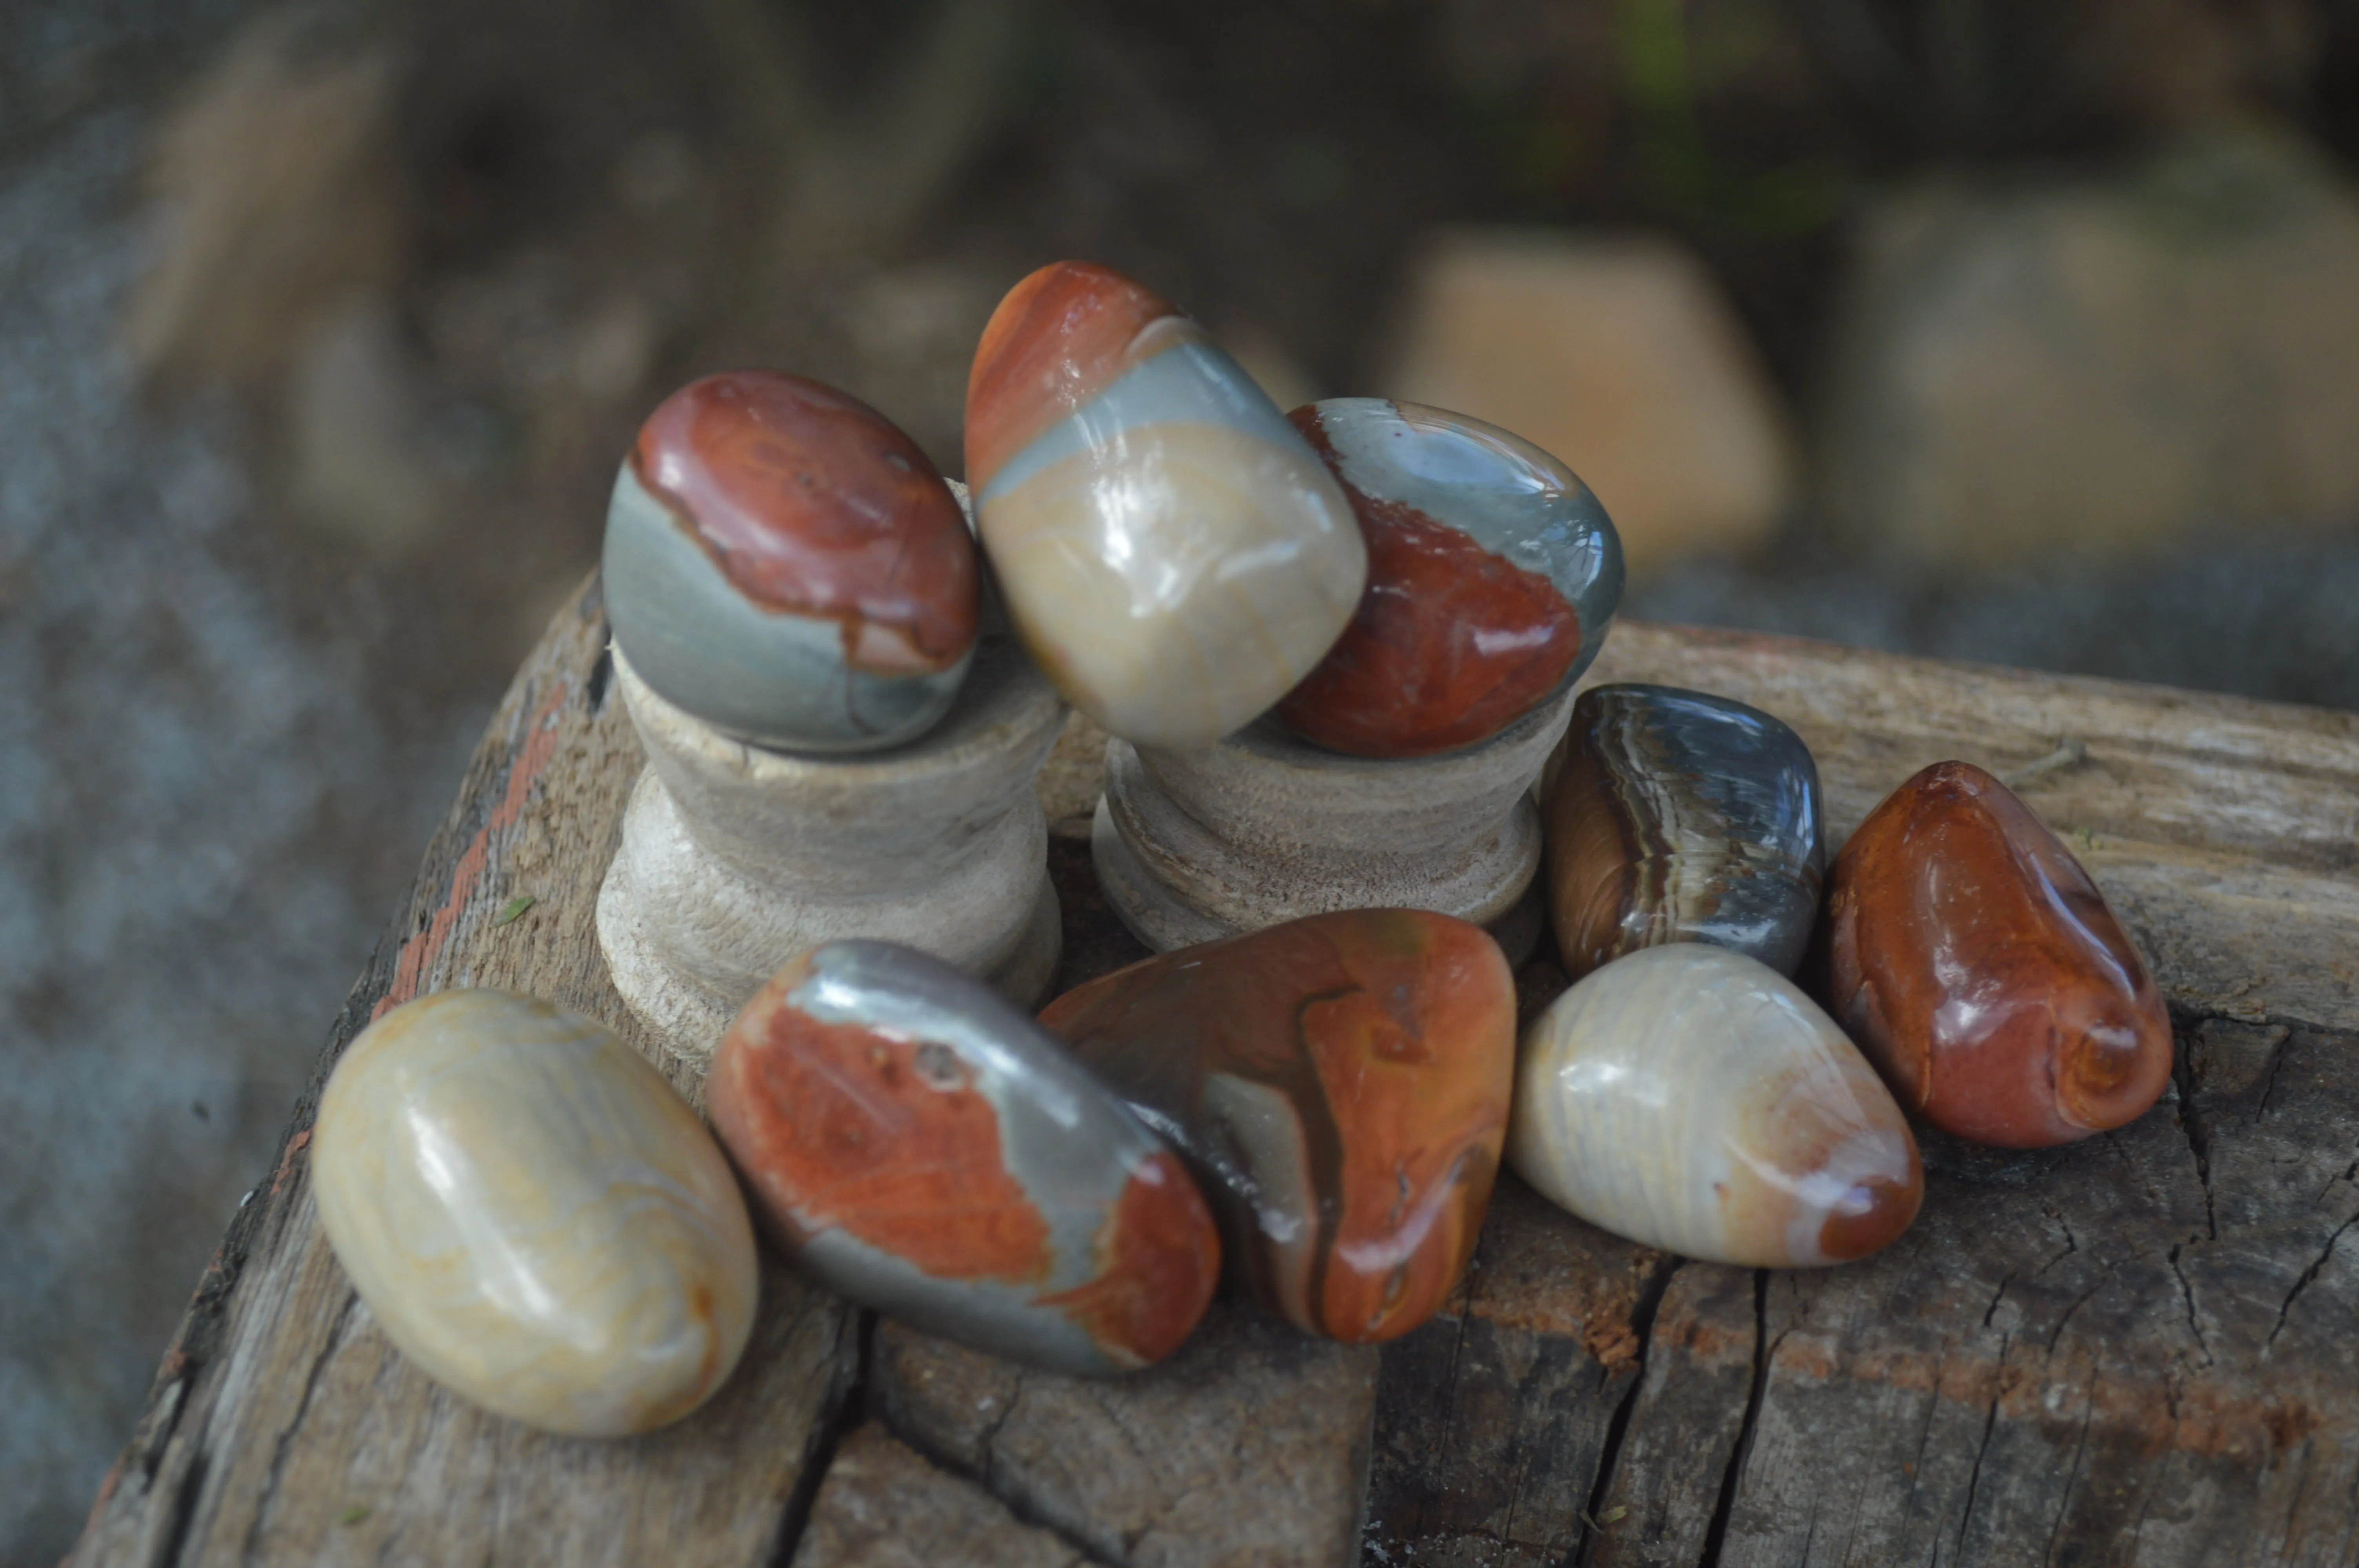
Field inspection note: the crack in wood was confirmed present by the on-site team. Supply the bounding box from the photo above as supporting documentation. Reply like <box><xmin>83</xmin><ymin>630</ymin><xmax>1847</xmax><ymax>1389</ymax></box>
<box><xmin>2265</xmin><ymin>1205</ymin><xmax>2359</xmax><ymax>1354</ymax></box>
<box><xmin>154</xmin><ymin>1450</ymin><xmax>207</xmax><ymax>1568</ymax></box>
<box><xmin>242</xmin><ymin>1289</ymin><xmax>359</xmax><ymax>1562</ymax></box>
<box><xmin>2167</xmin><ymin>1245</ymin><xmax>2216</xmax><ymax>1366</ymax></box>
<box><xmin>1573</xmin><ymin>1254</ymin><xmax>1683</xmax><ymax>1566</ymax></box>
<box><xmin>1952</xmin><ymin>1334</ymin><xmax>2009</xmax><ymax>1566</ymax></box>
<box><xmin>2171</xmin><ymin>1026</ymin><xmax>2221</xmax><ymax>1243</ymax></box>
<box><xmin>1694</xmin><ymin>1271</ymin><xmax>1770</xmax><ymax>1568</ymax></box>
<box><xmin>2036</xmin><ymin>1389</ymin><xmax>2099</xmax><ymax>1566</ymax></box>
<box><xmin>2253</xmin><ymin>1026</ymin><xmax>2295</xmax><ymax>1121</ymax></box>
<box><xmin>767</xmin><ymin>1308</ymin><xmax>874</xmax><ymax>1568</ymax></box>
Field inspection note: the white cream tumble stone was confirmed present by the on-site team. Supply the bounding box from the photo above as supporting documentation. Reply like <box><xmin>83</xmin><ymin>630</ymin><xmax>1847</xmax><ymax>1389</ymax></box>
<box><xmin>1508</xmin><ymin>945</ymin><xmax>1923</xmax><ymax>1268</ymax></box>
<box><xmin>312</xmin><ymin>989</ymin><xmax>760</xmax><ymax>1435</ymax></box>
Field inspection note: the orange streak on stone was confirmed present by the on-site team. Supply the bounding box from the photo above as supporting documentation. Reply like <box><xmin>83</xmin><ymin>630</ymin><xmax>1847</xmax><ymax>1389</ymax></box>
<box><xmin>964</xmin><ymin>260</ymin><xmax>1183</xmax><ymax>491</ymax></box>
<box><xmin>371</xmin><ymin>683</ymin><xmax>568</xmax><ymax>1022</ymax></box>
<box><xmin>1816</xmin><ymin>1163</ymin><xmax>1925</xmax><ymax>1262</ymax></box>
<box><xmin>1039</xmin><ymin>909</ymin><xmax>1515</xmax><ymax>1344</ymax></box>
<box><xmin>710</xmin><ymin>978</ymin><xmax>1054</xmax><ymax>1284</ymax></box>
<box><xmin>1309</xmin><ymin>916</ymin><xmax>1515</xmax><ymax>1342</ymax></box>
<box><xmin>1039</xmin><ymin>1151</ymin><xmax>1219</xmax><ymax>1367</ymax></box>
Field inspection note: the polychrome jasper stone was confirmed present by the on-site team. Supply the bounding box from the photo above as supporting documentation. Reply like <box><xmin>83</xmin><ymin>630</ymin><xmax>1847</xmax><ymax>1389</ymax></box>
<box><xmin>1823</xmin><ymin>760</ymin><xmax>2173</xmax><ymax>1148</ymax></box>
<box><xmin>1036</xmin><ymin>909</ymin><xmax>1515</xmax><ymax>1344</ymax></box>
<box><xmin>313</xmin><ymin>990</ymin><xmax>758</xmax><ymax>1436</ymax></box>
<box><xmin>1545</xmin><ymin>683</ymin><xmax>1823</xmax><ymax>980</ymax></box>
<box><xmin>603</xmin><ymin>370</ymin><xmax>979</xmax><ymax>752</ymax></box>
<box><xmin>1277</xmin><ymin>399</ymin><xmax>1624</xmax><ymax>758</ymax></box>
<box><xmin>1510</xmin><ymin>944</ymin><xmax>1921</xmax><ymax>1268</ymax></box>
<box><xmin>708</xmin><ymin>940</ymin><xmax>1219</xmax><ymax>1374</ymax></box>
<box><xmin>965</xmin><ymin>261</ymin><xmax>1365</xmax><ymax>749</ymax></box>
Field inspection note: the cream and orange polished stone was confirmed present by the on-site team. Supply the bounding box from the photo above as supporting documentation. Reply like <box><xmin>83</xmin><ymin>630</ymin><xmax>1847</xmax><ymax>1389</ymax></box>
<box><xmin>312</xmin><ymin>990</ymin><xmax>758</xmax><ymax>1435</ymax></box>
<box><xmin>1509</xmin><ymin>945</ymin><xmax>1920</xmax><ymax>1268</ymax></box>
<box><xmin>965</xmin><ymin>261</ymin><xmax>1365</xmax><ymax>749</ymax></box>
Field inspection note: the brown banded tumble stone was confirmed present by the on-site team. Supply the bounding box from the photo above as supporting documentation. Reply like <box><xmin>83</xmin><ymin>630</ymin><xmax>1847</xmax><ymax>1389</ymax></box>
<box><xmin>1543</xmin><ymin>682</ymin><xmax>1825</xmax><ymax>981</ymax></box>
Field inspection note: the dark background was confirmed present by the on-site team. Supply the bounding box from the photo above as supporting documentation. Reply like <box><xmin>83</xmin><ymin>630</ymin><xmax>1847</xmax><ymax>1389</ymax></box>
<box><xmin>7</xmin><ymin>0</ymin><xmax>2359</xmax><ymax>1559</ymax></box>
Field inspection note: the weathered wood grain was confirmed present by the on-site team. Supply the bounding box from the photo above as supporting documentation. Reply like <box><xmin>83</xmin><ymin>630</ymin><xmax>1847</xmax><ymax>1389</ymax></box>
<box><xmin>71</xmin><ymin>604</ymin><xmax>2359</xmax><ymax>1566</ymax></box>
<box><xmin>792</xmin><ymin>1425</ymin><xmax>1092</xmax><ymax>1568</ymax></box>
<box><xmin>874</xmin><ymin>1305</ymin><xmax>1379</xmax><ymax>1568</ymax></box>
<box><xmin>1365</xmin><ymin>624</ymin><xmax>2359</xmax><ymax>1568</ymax></box>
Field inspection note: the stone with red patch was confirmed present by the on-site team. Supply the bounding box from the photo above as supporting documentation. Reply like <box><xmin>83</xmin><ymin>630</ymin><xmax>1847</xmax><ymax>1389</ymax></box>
<box><xmin>708</xmin><ymin>940</ymin><xmax>1219</xmax><ymax>1373</ymax></box>
<box><xmin>1036</xmin><ymin>909</ymin><xmax>1516</xmax><ymax>1344</ymax></box>
<box><xmin>1823</xmin><ymin>760</ymin><xmax>2174</xmax><ymax>1148</ymax></box>
<box><xmin>1276</xmin><ymin>399</ymin><xmax>1623</xmax><ymax>758</ymax></box>
<box><xmin>603</xmin><ymin>370</ymin><xmax>979</xmax><ymax>753</ymax></box>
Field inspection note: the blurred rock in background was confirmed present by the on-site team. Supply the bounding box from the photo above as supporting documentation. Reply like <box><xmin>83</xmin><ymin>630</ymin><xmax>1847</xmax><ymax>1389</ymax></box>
<box><xmin>1385</xmin><ymin>227</ymin><xmax>1798</xmax><ymax>574</ymax></box>
<box><xmin>8</xmin><ymin>0</ymin><xmax>2359</xmax><ymax>1563</ymax></box>
<box><xmin>1818</xmin><ymin>125</ymin><xmax>2359</xmax><ymax>571</ymax></box>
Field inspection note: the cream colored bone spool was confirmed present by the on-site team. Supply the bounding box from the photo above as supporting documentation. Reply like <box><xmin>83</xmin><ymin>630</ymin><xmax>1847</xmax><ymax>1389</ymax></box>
<box><xmin>597</xmin><ymin>631</ymin><xmax>1065</xmax><ymax>1072</ymax></box>
<box><xmin>1092</xmin><ymin>680</ymin><xmax>1576</xmax><ymax>962</ymax></box>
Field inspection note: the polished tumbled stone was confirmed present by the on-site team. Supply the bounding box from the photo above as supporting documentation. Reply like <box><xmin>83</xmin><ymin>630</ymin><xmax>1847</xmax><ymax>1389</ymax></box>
<box><xmin>965</xmin><ymin>261</ymin><xmax>1364</xmax><ymax>750</ymax></box>
<box><xmin>1544</xmin><ymin>682</ymin><xmax>1823</xmax><ymax>979</ymax></box>
<box><xmin>709</xmin><ymin>940</ymin><xmax>1219</xmax><ymax>1375</ymax></box>
<box><xmin>1037</xmin><ymin>909</ymin><xmax>1515</xmax><ymax>1343</ymax></box>
<box><xmin>1823</xmin><ymin>760</ymin><xmax>2174</xmax><ymax>1148</ymax></box>
<box><xmin>1277</xmin><ymin>398</ymin><xmax>1623</xmax><ymax>758</ymax></box>
<box><xmin>1510</xmin><ymin>944</ymin><xmax>1921</xmax><ymax>1268</ymax></box>
<box><xmin>313</xmin><ymin>989</ymin><xmax>759</xmax><ymax>1436</ymax></box>
<box><xmin>603</xmin><ymin>370</ymin><xmax>978</xmax><ymax>753</ymax></box>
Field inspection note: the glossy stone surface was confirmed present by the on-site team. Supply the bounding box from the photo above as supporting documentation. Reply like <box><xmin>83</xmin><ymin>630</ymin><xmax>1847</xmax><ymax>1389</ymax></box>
<box><xmin>603</xmin><ymin>370</ymin><xmax>979</xmax><ymax>753</ymax></box>
<box><xmin>1509</xmin><ymin>944</ymin><xmax>1921</xmax><ymax>1267</ymax></box>
<box><xmin>708</xmin><ymin>940</ymin><xmax>1218</xmax><ymax>1375</ymax></box>
<box><xmin>965</xmin><ymin>261</ymin><xmax>1365</xmax><ymax>749</ymax></box>
<box><xmin>1824</xmin><ymin>760</ymin><xmax>2174</xmax><ymax>1148</ymax></box>
<box><xmin>1545</xmin><ymin>682</ymin><xmax>1823</xmax><ymax>980</ymax></box>
<box><xmin>1036</xmin><ymin>909</ymin><xmax>1515</xmax><ymax>1344</ymax></box>
<box><xmin>312</xmin><ymin>990</ymin><xmax>759</xmax><ymax>1436</ymax></box>
<box><xmin>1276</xmin><ymin>399</ymin><xmax>1623</xmax><ymax>757</ymax></box>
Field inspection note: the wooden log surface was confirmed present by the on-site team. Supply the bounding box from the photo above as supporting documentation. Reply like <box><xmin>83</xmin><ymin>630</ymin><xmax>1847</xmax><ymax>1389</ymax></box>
<box><xmin>69</xmin><ymin>586</ymin><xmax>2359</xmax><ymax>1567</ymax></box>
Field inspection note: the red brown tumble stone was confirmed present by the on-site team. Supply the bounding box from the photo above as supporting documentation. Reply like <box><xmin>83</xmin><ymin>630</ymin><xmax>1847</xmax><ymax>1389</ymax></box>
<box><xmin>1273</xmin><ymin>497</ymin><xmax>1580</xmax><ymax>758</ymax></box>
<box><xmin>1036</xmin><ymin>909</ymin><xmax>1516</xmax><ymax>1343</ymax></box>
<box><xmin>631</xmin><ymin>370</ymin><xmax>978</xmax><ymax>675</ymax></box>
<box><xmin>1823</xmin><ymin>760</ymin><xmax>2174</xmax><ymax>1148</ymax></box>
